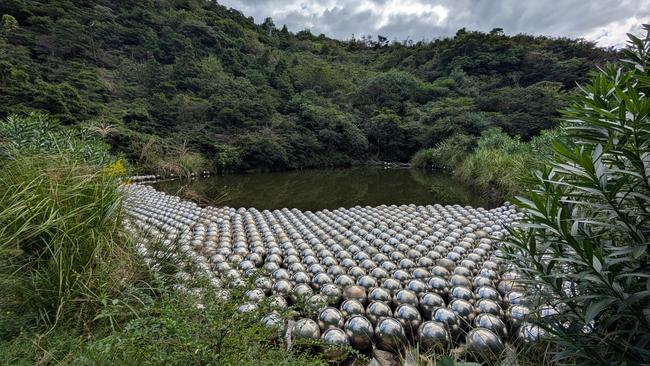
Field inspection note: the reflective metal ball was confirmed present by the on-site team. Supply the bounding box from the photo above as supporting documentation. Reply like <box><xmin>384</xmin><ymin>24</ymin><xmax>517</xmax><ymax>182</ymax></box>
<box><xmin>419</xmin><ymin>292</ymin><xmax>446</xmax><ymax>320</ymax></box>
<box><xmin>261</xmin><ymin>311</ymin><xmax>285</xmax><ymax>339</ymax></box>
<box><xmin>395</xmin><ymin>304</ymin><xmax>422</xmax><ymax>336</ymax></box>
<box><xmin>466</xmin><ymin>328</ymin><xmax>505</xmax><ymax>357</ymax></box>
<box><xmin>344</xmin><ymin>315</ymin><xmax>374</xmax><ymax>350</ymax></box>
<box><xmin>418</xmin><ymin>321</ymin><xmax>449</xmax><ymax>350</ymax></box>
<box><xmin>318</xmin><ymin>307</ymin><xmax>345</xmax><ymax>330</ymax></box>
<box><xmin>366</xmin><ymin>301</ymin><xmax>393</xmax><ymax>325</ymax></box>
<box><xmin>343</xmin><ymin>285</ymin><xmax>367</xmax><ymax>305</ymax></box>
<box><xmin>394</xmin><ymin>289</ymin><xmax>419</xmax><ymax>307</ymax></box>
<box><xmin>374</xmin><ymin>317</ymin><xmax>407</xmax><ymax>352</ymax></box>
<box><xmin>293</xmin><ymin>318</ymin><xmax>321</xmax><ymax>341</ymax></box>
<box><xmin>474</xmin><ymin>313</ymin><xmax>507</xmax><ymax>338</ymax></box>
<box><xmin>320</xmin><ymin>328</ymin><xmax>350</xmax><ymax>361</ymax></box>
<box><xmin>433</xmin><ymin>308</ymin><xmax>460</xmax><ymax>336</ymax></box>
<box><xmin>340</xmin><ymin>299</ymin><xmax>365</xmax><ymax>318</ymax></box>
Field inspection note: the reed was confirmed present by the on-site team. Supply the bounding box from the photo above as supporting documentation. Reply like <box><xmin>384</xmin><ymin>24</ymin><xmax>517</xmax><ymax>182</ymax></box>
<box><xmin>0</xmin><ymin>154</ymin><xmax>145</xmax><ymax>331</ymax></box>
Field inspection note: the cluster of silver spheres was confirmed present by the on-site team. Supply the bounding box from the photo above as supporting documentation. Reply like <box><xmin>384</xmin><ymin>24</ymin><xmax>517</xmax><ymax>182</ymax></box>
<box><xmin>129</xmin><ymin>174</ymin><xmax>161</xmax><ymax>183</ymax></box>
<box><xmin>123</xmin><ymin>184</ymin><xmax>541</xmax><ymax>360</ymax></box>
<box><xmin>128</xmin><ymin>171</ymin><xmax>212</xmax><ymax>183</ymax></box>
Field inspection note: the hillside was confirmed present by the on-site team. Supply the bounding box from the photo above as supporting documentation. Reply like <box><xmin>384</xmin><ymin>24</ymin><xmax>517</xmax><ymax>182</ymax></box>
<box><xmin>0</xmin><ymin>0</ymin><xmax>616</xmax><ymax>171</ymax></box>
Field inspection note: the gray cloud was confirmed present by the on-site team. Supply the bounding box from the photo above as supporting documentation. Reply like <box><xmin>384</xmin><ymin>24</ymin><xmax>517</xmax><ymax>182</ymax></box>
<box><xmin>218</xmin><ymin>0</ymin><xmax>650</xmax><ymax>47</ymax></box>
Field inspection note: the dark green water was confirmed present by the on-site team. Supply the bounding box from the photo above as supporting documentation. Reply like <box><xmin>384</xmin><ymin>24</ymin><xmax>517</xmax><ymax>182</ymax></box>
<box><xmin>155</xmin><ymin>168</ymin><xmax>496</xmax><ymax>211</ymax></box>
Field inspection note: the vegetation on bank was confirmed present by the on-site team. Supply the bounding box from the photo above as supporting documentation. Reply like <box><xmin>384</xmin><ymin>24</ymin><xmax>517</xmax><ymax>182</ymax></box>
<box><xmin>411</xmin><ymin>128</ymin><xmax>561</xmax><ymax>200</ymax></box>
<box><xmin>504</xmin><ymin>26</ymin><xmax>650</xmax><ymax>364</ymax></box>
<box><xmin>0</xmin><ymin>0</ymin><xmax>614</xmax><ymax>173</ymax></box>
<box><xmin>0</xmin><ymin>115</ymin><xmax>324</xmax><ymax>365</ymax></box>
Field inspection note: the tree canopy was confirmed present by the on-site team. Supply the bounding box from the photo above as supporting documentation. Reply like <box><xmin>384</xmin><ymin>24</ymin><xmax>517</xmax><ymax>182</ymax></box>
<box><xmin>0</xmin><ymin>0</ymin><xmax>616</xmax><ymax>170</ymax></box>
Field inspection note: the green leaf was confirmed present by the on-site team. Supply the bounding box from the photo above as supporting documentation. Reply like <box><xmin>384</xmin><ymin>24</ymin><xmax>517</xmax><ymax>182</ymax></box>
<box><xmin>585</xmin><ymin>298</ymin><xmax>616</xmax><ymax>324</ymax></box>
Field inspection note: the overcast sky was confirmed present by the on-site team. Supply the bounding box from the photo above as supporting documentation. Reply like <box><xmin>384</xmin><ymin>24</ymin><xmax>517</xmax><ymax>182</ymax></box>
<box><xmin>218</xmin><ymin>0</ymin><xmax>650</xmax><ymax>48</ymax></box>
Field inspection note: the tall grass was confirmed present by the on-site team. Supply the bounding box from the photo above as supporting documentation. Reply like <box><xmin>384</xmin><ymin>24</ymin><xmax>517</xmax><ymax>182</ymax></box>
<box><xmin>0</xmin><ymin>155</ymin><xmax>147</xmax><ymax>331</ymax></box>
<box><xmin>454</xmin><ymin>148</ymin><xmax>530</xmax><ymax>201</ymax></box>
<box><xmin>453</xmin><ymin>128</ymin><xmax>560</xmax><ymax>201</ymax></box>
<box><xmin>0</xmin><ymin>113</ymin><xmax>153</xmax><ymax>338</ymax></box>
<box><xmin>410</xmin><ymin>134</ymin><xmax>474</xmax><ymax>170</ymax></box>
<box><xmin>137</xmin><ymin>137</ymin><xmax>211</xmax><ymax>178</ymax></box>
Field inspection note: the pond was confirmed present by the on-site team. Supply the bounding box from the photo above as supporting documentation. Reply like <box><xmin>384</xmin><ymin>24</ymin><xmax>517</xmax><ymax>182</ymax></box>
<box><xmin>154</xmin><ymin>167</ymin><xmax>497</xmax><ymax>211</ymax></box>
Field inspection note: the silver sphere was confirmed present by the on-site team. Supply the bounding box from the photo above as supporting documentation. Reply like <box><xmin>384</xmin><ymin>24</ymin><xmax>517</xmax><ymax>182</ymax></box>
<box><xmin>508</xmin><ymin>304</ymin><xmax>530</xmax><ymax>329</ymax></box>
<box><xmin>474</xmin><ymin>313</ymin><xmax>507</xmax><ymax>338</ymax></box>
<box><xmin>340</xmin><ymin>299</ymin><xmax>365</xmax><ymax>318</ymax></box>
<box><xmin>395</xmin><ymin>304</ymin><xmax>422</xmax><ymax>336</ymax></box>
<box><xmin>381</xmin><ymin>278</ymin><xmax>401</xmax><ymax>294</ymax></box>
<box><xmin>449</xmin><ymin>274</ymin><xmax>472</xmax><ymax>289</ymax></box>
<box><xmin>318</xmin><ymin>307</ymin><xmax>345</xmax><ymax>330</ymax></box>
<box><xmin>335</xmin><ymin>274</ymin><xmax>355</xmax><ymax>288</ymax></box>
<box><xmin>374</xmin><ymin>317</ymin><xmax>407</xmax><ymax>352</ymax></box>
<box><xmin>427</xmin><ymin>276</ymin><xmax>450</xmax><ymax>296</ymax></box>
<box><xmin>245</xmin><ymin>289</ymin><xmax>266</xmax><ymax>302</ymax></box>
<box><xmin>320</xmin><ymin>328</ymin><xmax>350</xmax><ymax>361</ymax></box>
<box><xmin>237</xmin><ymin>302</ymin><xmax>257</xmax><ymax>314</ymax></box>
<box><xmin>290</xmin><ymin>283</ymin><xmax>314</xmax><ymax>304</ymax></box>
<box><xmin>476</xmin><ymin>299</ymin><xmax>504</xmax><ymax>317</ymax></box>
<box><xmin>466</xmin><ymin>328</ymin><xmax>505</xmax><ymax>358</ymax></box>
<box><xmin>306</xmin><ymin>294</ymin><xmax>328</xmax><ymax>316</ymax></box>
<box><xmin>268</xmin><ymin>295</ymin><xmax>288</xmax><ymax>310</ymax></box>
<box><xmin>312</xmin><ymin>273</ymin><xmax>333</xmax><ymax>290</ymax></box>
<box><xmin>344</xmin><ymin>315</ymin><xmax>374</xmax><ymax>350</ymax></box>
<box><xmin>506</xmin><ymin>291</ymin><xmax>525</xmax><ymax>305</ymax></box>
<box><xmin>449</xmin><ymin>298</ymin><xmax>476</xmax><ymax>324</ymax></box>
<box><xmin>394</xmin><ymin>289</ymin><xmax>419</xmax><ymax>307</ymax></box>
<box><xmin>261</xmin><ymin>311</ymin><xmax>285</xmax><ymax>339</ymax></box>
<box><xmin>450</xmin><ymin>286</ymin><xmax>475</xmax><ymax>304</ymax></box>
<box><xmin>293</xmin><ymin>318</ymin><xmax>321</xmax><ymax>342</ymax></box>
<box><xmin>321</xmin><ymin>283</ymin><xmax>342</xmax><ymax>305</ymax></box>
<box><xmin>406</xmin><ymin>279</ymin><xmax>427</xmax><ymax>295</ymax></box>
<box><xmin>433</xmin><ymin>308</ymin><xmax>461</xmax><ymax>336</ymax></box>
<box><xmin>419</xmin><ymin>292</ymin><xmax>446</xmax><ymax>320</ymax></box>
<box><xmin>272</xmin><ymin>280</ymin><xmax>293</xmax><ymax>297</ymax></box>
<box><xmin>343</xmin><ymin>285</ymin><xmax>367</xmax><ymax>305</ymax></box>
<box><xmin>366</xmin><ymin>301</ymin><xmax>393</xmax><ymax>325</ymax></box>
<box><xmin>475</xmin><ymin>286</ymin><xmax>502</xmax><ymax>302</ymax></box>
<box><xmin>517</xmin><ymin>323</ymin><xmax>545</xmax><ymax>343</ymax></box>
<box><xmin>369</xmin><ymin>287</ymin><xmax>392</xmax><ymax>303</ymax></box>
<box><xmin>255</xmin><ymin>276</ymin><xmax>273</xmax><ymax>295</ymax></box>
<box><xmin>417</xmin><ymin>321</ymin><xmax>449</xmax><ymax>350</ymax></box>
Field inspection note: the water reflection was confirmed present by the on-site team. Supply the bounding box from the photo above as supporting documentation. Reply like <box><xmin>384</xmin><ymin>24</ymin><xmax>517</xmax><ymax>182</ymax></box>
<box><xmin>155</xmin><ymin>167</ymin><xmax>496</xmax><ymax>211</ymax></box>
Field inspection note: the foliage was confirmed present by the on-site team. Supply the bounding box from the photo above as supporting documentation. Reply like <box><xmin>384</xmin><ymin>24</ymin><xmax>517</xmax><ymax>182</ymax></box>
<box><xmin>411</xmin><ymin>134</ymin><xmax>475</xmax><ymax>170</ymax></box>
<box><xmin>0</xmin><ymin>112</ymin><xmax>150</xmax><ymax>340</ymax></box>
<box><xmin>503</xmin><ymin>26</ymin><xmax>650</xmax><ymax>364</ymax></box>
<box><xmin>412</xmin><ymin>127</ymin><xmax>555</xmax><ymax>200</ymax></box>
<box><xmin>78</xmin><ymin>287</ymin><xmax>326</xmax><ymax>366</ymax></box>
<box><xmin>0</xmin><ymin>113</ymin><xmax>115</xmax><ymax>164</ymax></box>
<box><xmin>0</xmin><ymin>1</ymin><xmax>615</xmax><ymax>169</ymax></box>
<box><xmin>0</xmin><ymin>154</ymin><xmax>146</xmax><ymax>331</ymax></box>
<box><xmin>0</xmin><ymin>286</ymin><xmax>326</xmax><ymax>366</ymax></box>
<box><xmin>454</xmin><ymin>147</ymin><xmax>529</xmax><ymax>201</ymax></box>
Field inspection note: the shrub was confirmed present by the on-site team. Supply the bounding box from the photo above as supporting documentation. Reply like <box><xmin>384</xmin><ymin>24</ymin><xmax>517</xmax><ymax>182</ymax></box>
<box><xmin>80</xmin><ymin>287</ymin><xmax>326</xmax><ymax>366</ymax></box>
<box><xmin>0</xmin><ymin>114</ymin><xmax>146</xmax><ymax>333</ymax></box>
<box><xmin>0</xmin><ymin>155</ymin><xmax>145</xmax><ymax>330</ymax></box>
<box><xmin>411</xmin><ymin>134</ymin><xmax>474</xmax><ymax>170</ymax></box>
<box><xmin>454</xmin><ymin>148</ymin><xmax>528</xmax><ymax>200</ymax></box>
<box><xmin>410</xmin><ymin>148</ymin><xmax>436</xmax><ymax>168</ymax></box>
<box><xmin>0</xmin><ymin>113</ymin><xmax>115</xmax><ymax>165</ymax></box>
<box><xmin>504</xmin><ymin>26</ymin><xmax>650</xmax><ymax>364</ymax></box>
<box><xmin>476</xmin><ymin>127</ymin><xmax>527</xmax><ymax>153</ymax></box>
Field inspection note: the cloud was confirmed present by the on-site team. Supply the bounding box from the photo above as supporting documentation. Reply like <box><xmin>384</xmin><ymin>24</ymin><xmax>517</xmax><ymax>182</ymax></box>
<box><xmin>217</xmin><ymin>0</ymin><xmax>650</xmax><ymax>47</ymax></box>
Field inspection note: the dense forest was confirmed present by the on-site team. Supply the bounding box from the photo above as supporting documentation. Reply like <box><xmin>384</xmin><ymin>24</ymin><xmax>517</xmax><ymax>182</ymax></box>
<box><xmin>0</xmin><ymin>0</ymin><xmax>616</xmax><ymax>172</ymax></box>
